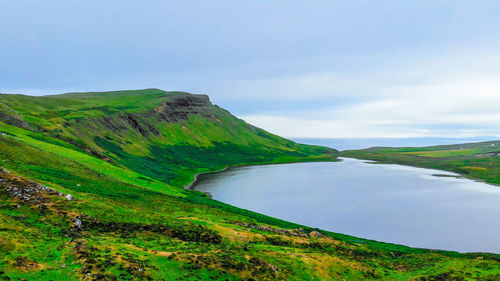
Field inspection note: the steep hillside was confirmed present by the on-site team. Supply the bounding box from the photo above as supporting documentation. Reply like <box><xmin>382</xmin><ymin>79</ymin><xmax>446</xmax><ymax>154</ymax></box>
<box><xmin>342</xmin><ymin>140</ymin><xmax>500</xmax><ymax>185</ymax></box>
<box><xmin>0</xmin><ymin>89</ymin><xmax>336</xmax><ymax>188</ymax></box>
<box><xmin>0</xmin><ymin>90</ymin><xmax>498</xmax><ymax>280</ymax></box>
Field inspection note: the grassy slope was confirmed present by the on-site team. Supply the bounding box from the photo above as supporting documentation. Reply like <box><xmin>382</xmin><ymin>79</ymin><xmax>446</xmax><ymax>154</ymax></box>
<box><xmin>342</xmin><ymin>140</ymin><xmax>500</xmax><ymax>186</ymax></box>
<box><xmin>0</xmin><ymin>89</ymin><xmax>498</xmax><ymax>280</ymax></box>
<box><xmin>0</xmin><ymin>89</ymin><xmax>335</xmax><ymax>188</ymax></box>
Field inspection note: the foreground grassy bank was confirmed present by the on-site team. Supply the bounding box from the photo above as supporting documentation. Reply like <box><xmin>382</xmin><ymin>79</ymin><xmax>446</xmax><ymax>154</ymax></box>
<box><xmin>0</xmin><ymin>89</ymin><xmax>498</xmax><ymax>280</ymax></box>
<box><xmin>342</xmin><ymin>140</ymin><xmax>500</xmax><ymax>186</ymax></box>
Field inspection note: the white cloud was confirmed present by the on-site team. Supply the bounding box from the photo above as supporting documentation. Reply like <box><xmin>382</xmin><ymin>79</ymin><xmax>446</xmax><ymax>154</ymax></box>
<box><xmin>235</xmin><ymin>51</ymin><xmax>500</xmax><ymax>138</ymax></box>
<box><xmin>240</xmin><ymin>112</ymin><xmax>500</xmax><ymax>139</ymax></box>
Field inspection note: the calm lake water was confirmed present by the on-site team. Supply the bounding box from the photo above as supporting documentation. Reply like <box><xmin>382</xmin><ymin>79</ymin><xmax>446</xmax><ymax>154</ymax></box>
<box><xmin>194</xmin><ymin>158</ymin><xmax>500</xmax><ymax>253</ymax></box>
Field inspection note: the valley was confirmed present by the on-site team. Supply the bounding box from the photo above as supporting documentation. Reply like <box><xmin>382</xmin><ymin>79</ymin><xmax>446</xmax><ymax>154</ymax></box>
<box><xmin>0</xmin><ymin>89</ymin><xmax>498</xmax><ymax>280</ymax></box>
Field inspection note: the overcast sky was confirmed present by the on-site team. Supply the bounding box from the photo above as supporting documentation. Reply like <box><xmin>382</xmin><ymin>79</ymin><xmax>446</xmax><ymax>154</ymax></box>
<box><xmin>1</xmin><ymin>1</ymin><xmax>499</xmax><ymax>138</ymax></box>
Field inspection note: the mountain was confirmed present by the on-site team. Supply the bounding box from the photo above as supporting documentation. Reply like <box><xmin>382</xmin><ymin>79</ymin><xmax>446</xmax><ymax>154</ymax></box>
<box><xmin>0</xmin><ymin>89</ymin><xmax>498</xmax><ymax>280</ymax></box>
<box><xmin>342</xmin><ymin>140</ymin><xmax>500</xmax><ymax>185</ymax></box>
<box><xmin>0</xmin><ymin>89</ymin><xmax>336</xmax><ymax>191</ymax></box>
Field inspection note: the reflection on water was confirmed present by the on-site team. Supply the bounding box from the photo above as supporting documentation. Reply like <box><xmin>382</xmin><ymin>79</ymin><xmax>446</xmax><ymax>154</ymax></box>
<box><xmin>194</xmin><ymin>158</ymin><xmax>500</xmax><ymax>253</ymax></box>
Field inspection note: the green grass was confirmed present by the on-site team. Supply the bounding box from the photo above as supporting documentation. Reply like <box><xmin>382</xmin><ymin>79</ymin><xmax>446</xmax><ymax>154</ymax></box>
<box><xmin>0</xmin><ymin>89</ymin><xmax>498</xmax><ymax>280</ymax></box>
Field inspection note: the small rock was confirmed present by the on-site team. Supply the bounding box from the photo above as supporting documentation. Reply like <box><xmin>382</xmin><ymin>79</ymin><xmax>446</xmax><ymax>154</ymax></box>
<box><xmin>309</xmin><ymin>231</ymin><xmax>322</xmax><ymax>238</ymax></box>
<box><xmin>65</xmin><ymin>194</ymin><xmax>73</xmax><ymax>201</ymax></box>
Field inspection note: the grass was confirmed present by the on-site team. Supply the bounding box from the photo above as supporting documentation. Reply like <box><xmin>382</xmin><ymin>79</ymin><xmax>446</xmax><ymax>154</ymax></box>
<box><xmin>0</xmin><ymin>89</ymin><xmax>498</xmax><ymax>280</ymax></box>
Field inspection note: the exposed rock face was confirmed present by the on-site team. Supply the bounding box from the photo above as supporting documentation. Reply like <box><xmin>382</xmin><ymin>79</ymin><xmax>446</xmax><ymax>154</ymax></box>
<box><xmin>309</xmin><ymin>231</ymin><xmax>322</xmax><ymax>238</ymax></box>
<box><xmin>0</xmin><ymin>167</ymin><xmax>75</xmax><ymax>205</ymax></box>
<box><xmin>0</xmin><ymin>110</ymin><xmax>31</xmax><ymax>129</ymax></box>
<box><xmin>234</xmin><ymin>222</ymin><xmax>309</xmax><ymax>238</ymax></box>
<box><xmin>72</xmin><ymin>93</ymin><xmax>214</xmax><ymax>138</ymax></box>
<box><xmin>154</xmin><ymin>94</ymin><xmax>212</xmax><ymax>122</ymax></box>
<box><xmin>164</xmin><ymin>94</ymin><xmax>211</xmax><ymax>108</ymax></box>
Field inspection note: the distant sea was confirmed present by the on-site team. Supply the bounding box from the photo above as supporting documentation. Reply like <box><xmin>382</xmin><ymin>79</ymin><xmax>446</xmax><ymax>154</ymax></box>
<box><xmin>292</xmin><ymin>137</ymin><xmax>498</xmax><ymax>151</ymax></box>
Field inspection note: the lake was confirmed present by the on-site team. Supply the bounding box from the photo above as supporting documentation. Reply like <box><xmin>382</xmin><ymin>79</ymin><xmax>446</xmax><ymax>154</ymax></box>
<box><xmin>194</xmin><ymin>158</ymin><xmax>500</xmax><ymax>253</ymax></box>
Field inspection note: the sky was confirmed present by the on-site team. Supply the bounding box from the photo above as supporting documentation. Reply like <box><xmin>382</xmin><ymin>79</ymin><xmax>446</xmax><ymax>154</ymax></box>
<box><xmin>1</xmin><ymin>0</ymin><xmax>499</xmax><ymax>138</ymax></box>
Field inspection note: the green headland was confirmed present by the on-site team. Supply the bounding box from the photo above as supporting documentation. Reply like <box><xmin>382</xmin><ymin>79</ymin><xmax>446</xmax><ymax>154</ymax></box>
<box><xmin>0</xmin><ymin>89</ymin><xmax>498</xmax><ymax>280</ymax></box>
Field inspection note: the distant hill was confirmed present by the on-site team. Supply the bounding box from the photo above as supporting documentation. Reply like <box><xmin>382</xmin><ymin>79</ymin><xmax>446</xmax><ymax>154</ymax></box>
<box><xmin>293</xmin><ymin>137</ymin><xmax>498</xmax><ymax>151</ymax></box>
<box><xmin>342</xmin><ymin>140</ymin><xmax>500</xmax><ymax>185</ymax></box>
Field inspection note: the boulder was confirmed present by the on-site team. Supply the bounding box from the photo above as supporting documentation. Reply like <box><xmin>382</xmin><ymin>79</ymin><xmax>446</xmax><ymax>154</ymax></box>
<box><xmin>309</xmin><ymin>231</ymin><xmax>322</xmax><ymax>238</ymax></box>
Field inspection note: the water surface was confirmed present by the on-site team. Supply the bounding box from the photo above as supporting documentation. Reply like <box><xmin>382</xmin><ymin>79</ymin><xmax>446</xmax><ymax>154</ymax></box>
<box><xmin>194</xmin><ymin>158</ymin><xmax>500</xmax><ymax>253</ymax></box>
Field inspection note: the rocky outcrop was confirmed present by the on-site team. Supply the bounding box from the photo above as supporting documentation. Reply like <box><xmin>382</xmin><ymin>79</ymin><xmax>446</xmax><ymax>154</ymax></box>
<box><xmin>233</xmin><ymin>222</ymin><xmax>310</xmax><ymax>238</ymax></box>
<box><xmin>154</xmin><ymin>94</ymin><xmax>212</xmax><ymax>122</ymax></box>
<box><xmin>309</xmin><ymin>231</ymin><xmax>323</xmax><ymax>238</ymax></box>
<box><xmin>163</xmin><ymin>94</ymin><xmax>211</xmax><ymax>108</ymax></box>
<box><xmin>71</xmin><ymin>93</ymin><xmax>213</xmax><ymax>138</ymax></box>
<box><xmin>0</xmin><ymin>167</ymin><xmax>75</xmax><ymax>205</ymax></box>
<box><xmin>0</xmin><ymin>110</ymin><xmax>31</xmax><ymax>129</ymax></box>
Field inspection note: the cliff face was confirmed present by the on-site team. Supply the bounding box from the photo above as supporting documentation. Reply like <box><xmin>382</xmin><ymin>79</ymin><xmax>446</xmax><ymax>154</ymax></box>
<box><xmin>81</xmin><ymin>93</ymin><xmax>215</xmax><ymax>137</ymax></box>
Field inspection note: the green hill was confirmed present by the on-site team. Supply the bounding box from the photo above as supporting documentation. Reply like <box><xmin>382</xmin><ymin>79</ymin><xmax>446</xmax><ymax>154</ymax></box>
<box><xmin>0</xmin><ymin>89</ymin><xmax>498</xmax><ymax>280</ymax></box>
<box><xmin>342</xmin><ymin>140</ymin><xmax>500</xmax><ymax>185</ymax></box>
<box><xmin>0</xmin><ymin>89</ymin><xmax>335</xmax><ymax>191</ymax></box>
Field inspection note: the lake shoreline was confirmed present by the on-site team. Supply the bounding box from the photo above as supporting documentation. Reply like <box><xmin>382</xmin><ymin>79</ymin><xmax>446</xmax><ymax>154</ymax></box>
<box><xmin>187</xmin><ymin>156</ymin><xmax>496</xmax><ymax>192</ymax></box>
<box><xmin>345</xmin><ymin>156</ymin><xmax>499</xmax><ymax>187</ymax></box>
<box><xmin>193</xmin><ymin>158</ymin><xmax>500</xmax><ymax>253</ymax></box>
<box><xmin>184</xmin><ymin>167</ymin><xmax>230</xmax><ymax>190</ymax></box>
<box><xmin>184</xmin><ymin>158</ymin><xmax>340</xmax><ymax>190</ymax></box>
